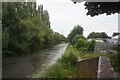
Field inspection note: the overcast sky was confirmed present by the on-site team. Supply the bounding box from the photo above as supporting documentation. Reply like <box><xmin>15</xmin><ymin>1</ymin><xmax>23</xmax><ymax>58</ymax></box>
<box><xmin>36</xmin><ymin>0</ymin><xmax>118</xmax><ymax>37</ymax></box>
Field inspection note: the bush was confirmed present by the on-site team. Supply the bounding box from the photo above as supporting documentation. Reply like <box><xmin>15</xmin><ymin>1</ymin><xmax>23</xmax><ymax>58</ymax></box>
<box><xmin>109</xmin><ymin>54</ymin><xmax>120</xmax><ymax>72</ymax></box>
<box><xmin>72</xmin><ymin>34</ymin><xmax>86</xmax><ymax>45</ymax></box>
<box><xmin>45</xmin><ymin>63</ymin><xmax>71</xmax><ymax>78</ymax></box>
<box><xmin>87</xmin><ymin>39</ymin><xmax>96</xmax><ymax>53</ymax></box>
<box><xmin>75</xmin><ymin>38</ymin><xmax>88</xmax><ymax>50</ymax></box>
<box><xmin>60</xmin><ymin>51</ymin><xmax>77</xmax><ymax>69</ymax></box>
<box><xmin>79</xmin><ymin>47</ymin><xmax>88</xmax><ymax>53</ymax></box>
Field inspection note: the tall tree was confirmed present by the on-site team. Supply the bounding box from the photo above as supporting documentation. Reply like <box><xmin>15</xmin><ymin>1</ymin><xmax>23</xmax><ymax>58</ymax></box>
<box><xmin>68</xmin><ymin>25</ymin><xmax>84</xmax><ymax>43</ymax></box>
<box><xmin>2</xmin><ymin>2</ymin><xmax>66</xmax><ymax>56</ymax></box>
<box><xmin>42</xmin><ymin>10</ymin><xmax>50</xmax><ymax>27</ymax></box>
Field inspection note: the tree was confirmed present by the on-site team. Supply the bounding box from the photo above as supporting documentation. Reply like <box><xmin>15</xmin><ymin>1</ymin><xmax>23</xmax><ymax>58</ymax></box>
<box><xmin>68</xmin><ymin>25</ymin><xmax>84</xmax><ymax>43</ymax></box>
<box><xmin>72</xmin><ymin>34</ymin><xmax>86</xmax><ymax>44</ymax></box>
<box><xmin>112</xmin><ymin>32</ymin><xmax>120</xmax><ymax>37</ymax></box>
<box><xmin>42</xmin><ymin>10</ymin><xmax>50</xmax><ymax>27</ymax></box>
<box><xmin>2</xmin><ymin>29</ymin><xmax>9</xmax><ymax>50</ymax></box>
<box><xmin>71</xmin><ymin>0</ymin><xmax>120</xmax><ymax>16</ymax></box>
<box><xmin>71</xmin><ymin>1</ymin><xmax>120</xmax><ymax>71</ymax></box>
<box><xmin>87</xmin><ymin>32</ymin><xmax>109</xmax><ymax>39</ymax></box>
<box><xmin>2</xmin><ymin>2</ymin><xmax>66</xmax><ymax>56</ymax></box>
<box><xmin>75</xmin><ymin>38</ymin><xmax>87</xmax><ymax>50</ymax></box>
<box><xmin>87</xmin><ymin>40</ymin><xmax>96</xmax><ymax>53</ymax></box>
<box><xmin>2</xmin><ymin>2</ymin><xmax>19</xmax><ymax>30</ymax></box>
<box><xmin>84</xmin><ymin>2</ymin><xmax>120</xmax><ymax>17</ymax></box>
<box><xmin>53</xmin><ymin>32</ymin><xmax>67</xmax><ymax>44</ymax></box>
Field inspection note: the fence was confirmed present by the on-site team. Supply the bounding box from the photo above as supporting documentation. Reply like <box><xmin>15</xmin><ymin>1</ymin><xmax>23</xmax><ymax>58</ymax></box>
<box><xmin>94</xmin><ymin>42</ymin><xmax>117</xmax><ymax>53</ymax></box>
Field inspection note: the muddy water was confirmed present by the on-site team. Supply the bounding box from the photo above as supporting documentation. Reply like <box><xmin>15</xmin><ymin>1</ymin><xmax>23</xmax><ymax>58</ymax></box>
<box><xmin>2</xmin><ymin>43</ymin><xmax>68</xmax><ymax>78</ymax></box>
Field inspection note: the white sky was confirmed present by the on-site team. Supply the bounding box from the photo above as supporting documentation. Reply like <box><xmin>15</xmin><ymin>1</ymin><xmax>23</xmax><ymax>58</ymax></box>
<box><xmin>36</xmin><ymin>0</ymin><xmax>118</xmax><ymax>37</ymax></box>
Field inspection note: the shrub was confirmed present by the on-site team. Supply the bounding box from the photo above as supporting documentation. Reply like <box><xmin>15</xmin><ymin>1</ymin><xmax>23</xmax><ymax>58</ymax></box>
<box><xmin>87</xmin><ymin>39</ymin><xmax>96</xmax><ymax>53</ymax></box>
<box><xmin>75</xmin><ymin>38</ymin><xmax>88</xmax><ymax>50</ymax></box>
<box><xmin>72</xmin><ymin>34</ymin><xmax>86</xmax><ymax>45</ymax></box>
<box><xmin>109</xmin><ymin>54</ymin><xmax>120</xmax><ymax>72</ymax></box>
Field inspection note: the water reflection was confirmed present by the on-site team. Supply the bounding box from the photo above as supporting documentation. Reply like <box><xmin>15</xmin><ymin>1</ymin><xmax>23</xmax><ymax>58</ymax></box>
<box><xmin>2</xmin><ymin>43</ymin><xmax>68</xmax><ymax>78</ymax></box>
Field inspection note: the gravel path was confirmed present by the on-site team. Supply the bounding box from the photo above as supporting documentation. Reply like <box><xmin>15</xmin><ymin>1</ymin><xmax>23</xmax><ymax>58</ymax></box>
<box><xmin>97</xmin><ymin>57</ymin><xmax>116</xmax><ymax>78</ymax></box>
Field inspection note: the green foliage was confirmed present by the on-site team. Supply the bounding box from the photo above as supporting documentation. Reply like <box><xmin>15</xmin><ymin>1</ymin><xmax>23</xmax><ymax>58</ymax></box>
<box><xmin>111</xmin><ymin>44</ymin><xmax>120</xmax><ymax>69</ymax></box>
<box><xmin>68</xmin><ymin>29</ymin><xmax>92</xmax><ymax>53</ymax></box>
<box><xmin>53</xmin><ymin>32</ymin><xmax>67</xmax><ymax>44</ymax></box>
<box><xmin>83</xmin><ymin>2</ymin><xmax>120</xmax><ymax>72</ymax></box>
<box><xmin>67</xmin><ymin>26</ymin><xmax>97</xmax><ymax>53</ymax></box>
<box><xmin>45</xmin><ymin>44</ymin><xmax>116</xmax><ymax>78</ymax></box>
<box><xmin>45</xmin><ymin>44</ymin><xmax>120</xmax><ymax>78</ymax></box>
<box><xmin>75</xmin><ymin>38</ymin><xmax>88</xmax><ymax>50</ymax></box>
<box><xmin>84</xmin><ymin>2</ymin><xmax>120</xmax><ymax>17</ymax></box>
<box><xmin>68</xmin><ymin>25</ymin><xmax>90</xmax><ymax>53</ymax></box>
<box><xmin>88</xmin><ymin>32</ymin><xmax>109</xmax><ymax>39</ymax></box>
<box><xmin>72</xmin><ymin>34</ymin><xmax>86</xmax><ymax>44</ymax></box>
<box><xmin>68</xmin><ymin>25</ymin><xmax>84</xmax><ymax>43</ymax></box>
<box><xmin>45</xmin><ymin>62</ymin><xmax>72</xmax><ymax>78</ymax></box>
<box><xmin>108</xmin><ymin>54</ymin><xmax>120</xmax><ymax>72</ymax></box>
<box><xmin>2</xmin><ymin>2</ymin><xmax>66</xmax><ymax>56</ymax></box>
<box><xmin>112</xmin><ymin>32</ymin><xmax>119</xmax><ymax>37</ymax></box>
<box><xmin>112</xmin><ymin>44</ymin><xmax>119</xmax><ymax>52</ymax></box>
<box><xmin>60</xmin><ymin>51</ymin><xmax>77</xmax><ymax>69</ymax></box>
<box><xmin>87</xmin><ymin>40</ymin><xmax>96</xmax><ymax>53</ymax></box>
<box><xmin>2</xmin><ymin>29</ymin><xmax>9</xmax><ymax>49</ymax></box>
<box><xmin>44</xmin><ymin>45</ymin><xmax>77</xmax><ymax>78</ymax></box>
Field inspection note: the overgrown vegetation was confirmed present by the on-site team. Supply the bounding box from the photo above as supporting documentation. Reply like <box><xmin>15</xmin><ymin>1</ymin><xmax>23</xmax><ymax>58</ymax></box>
<box><xmin>2</xmin><ymin>2</ymin><xmax>66</xmax><ymax>57</ymax></box>
<box><xmin>68</xmin><ymin>25</ymin><xmax>96</xmax><ymax>53</ymax></box>
<box><xmin>68</xmin><ymin>25</ymin><xmax>84</xmax><ymax>43</ymax></box>
<box><xmin>2</xmin><ymin>1</ymin><xmax>120</xmax><ymax>78</ymax></box>
<box><xmin>44</xmin><ymin>44</ymin><xmax>78</xmax><ymax>78</ymax></box>
<box><xmin>43</xmin><ymin>24</ymin><xmax>120</xmax><ymax>77</ymax></box>
<box><xmin>44</xmin><ymin>44</ymin><xmax>119</xmax><ymax>78</ymax></box>
<box><xmin>108</xmin><ymin>53</ymin><xmax>120</xmax><ymax>72</ymax></box>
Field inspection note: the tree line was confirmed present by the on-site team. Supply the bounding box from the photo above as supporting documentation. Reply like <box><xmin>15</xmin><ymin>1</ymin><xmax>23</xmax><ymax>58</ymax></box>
<box><xmin>2</xmin><ymin>2</ymin><xmax>66</xmax><ymax>56</ymax></box>
<box><xmin>87</xmin><ymin>32</ymin><xmax>110</xmax><ymax>39</ymax></box>
<box><xmin>68</xmin><ymin>24</ymin><xmax>120</xmax><ymax>61</ymax></box>
<box><xmin>67</xmin><ymin>25</ymin><xmax>115</xmax><ymax>53</ymax></box>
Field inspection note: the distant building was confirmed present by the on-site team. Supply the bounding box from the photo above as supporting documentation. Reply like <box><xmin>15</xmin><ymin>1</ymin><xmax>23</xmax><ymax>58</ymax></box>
<box><xmin>88</xmin><ymin>38</ymin><xmax>104</xmax><ymax>43</ymax></box>
<box><xmin>106</xmin><ymin>39</ymin><xmax>118</xmax><ymax>44</ymax></box>
<box><xmin>88</xmin><ymin>36</ymin><xmax>118</xmax><ymax>54</ymax></box>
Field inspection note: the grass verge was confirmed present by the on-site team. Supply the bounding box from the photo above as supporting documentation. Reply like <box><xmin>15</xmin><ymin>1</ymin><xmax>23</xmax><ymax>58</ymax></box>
<box><xmin>43</xmin><ymin>44</ymin><xmax>119</xmax><ymax>78</ymax></box>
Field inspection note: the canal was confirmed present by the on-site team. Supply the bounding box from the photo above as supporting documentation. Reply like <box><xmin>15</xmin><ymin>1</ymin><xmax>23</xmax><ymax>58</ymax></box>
<box><xmin>2</xmin><ymin>43</ymin><xmax>68</xmax><ymax>78</ymax></box>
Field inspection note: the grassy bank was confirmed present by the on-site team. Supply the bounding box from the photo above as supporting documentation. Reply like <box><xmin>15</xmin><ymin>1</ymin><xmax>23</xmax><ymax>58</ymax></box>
<box><xmin>43</xmin><ymin>44</ymin><xmax>78</xmax><ymax>78</ymax></box>
<box><xmin>43</xmin><ymin>44</ymin><xmax>119</xmax><ymax>78</ymax></box>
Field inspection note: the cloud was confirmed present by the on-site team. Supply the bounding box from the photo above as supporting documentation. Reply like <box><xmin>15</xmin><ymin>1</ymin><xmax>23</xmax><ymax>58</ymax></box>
<box><xmin>37</xmin><ymin>0</ymin><xmax>118</xmax><ymax>37</ymax></box>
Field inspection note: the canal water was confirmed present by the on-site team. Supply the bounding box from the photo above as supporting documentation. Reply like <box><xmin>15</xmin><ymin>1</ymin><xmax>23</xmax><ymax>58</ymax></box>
<box><xmin>2</xmin><ymin>43</ymin><xmax>68</xmax><ymax>78</ymax></box>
